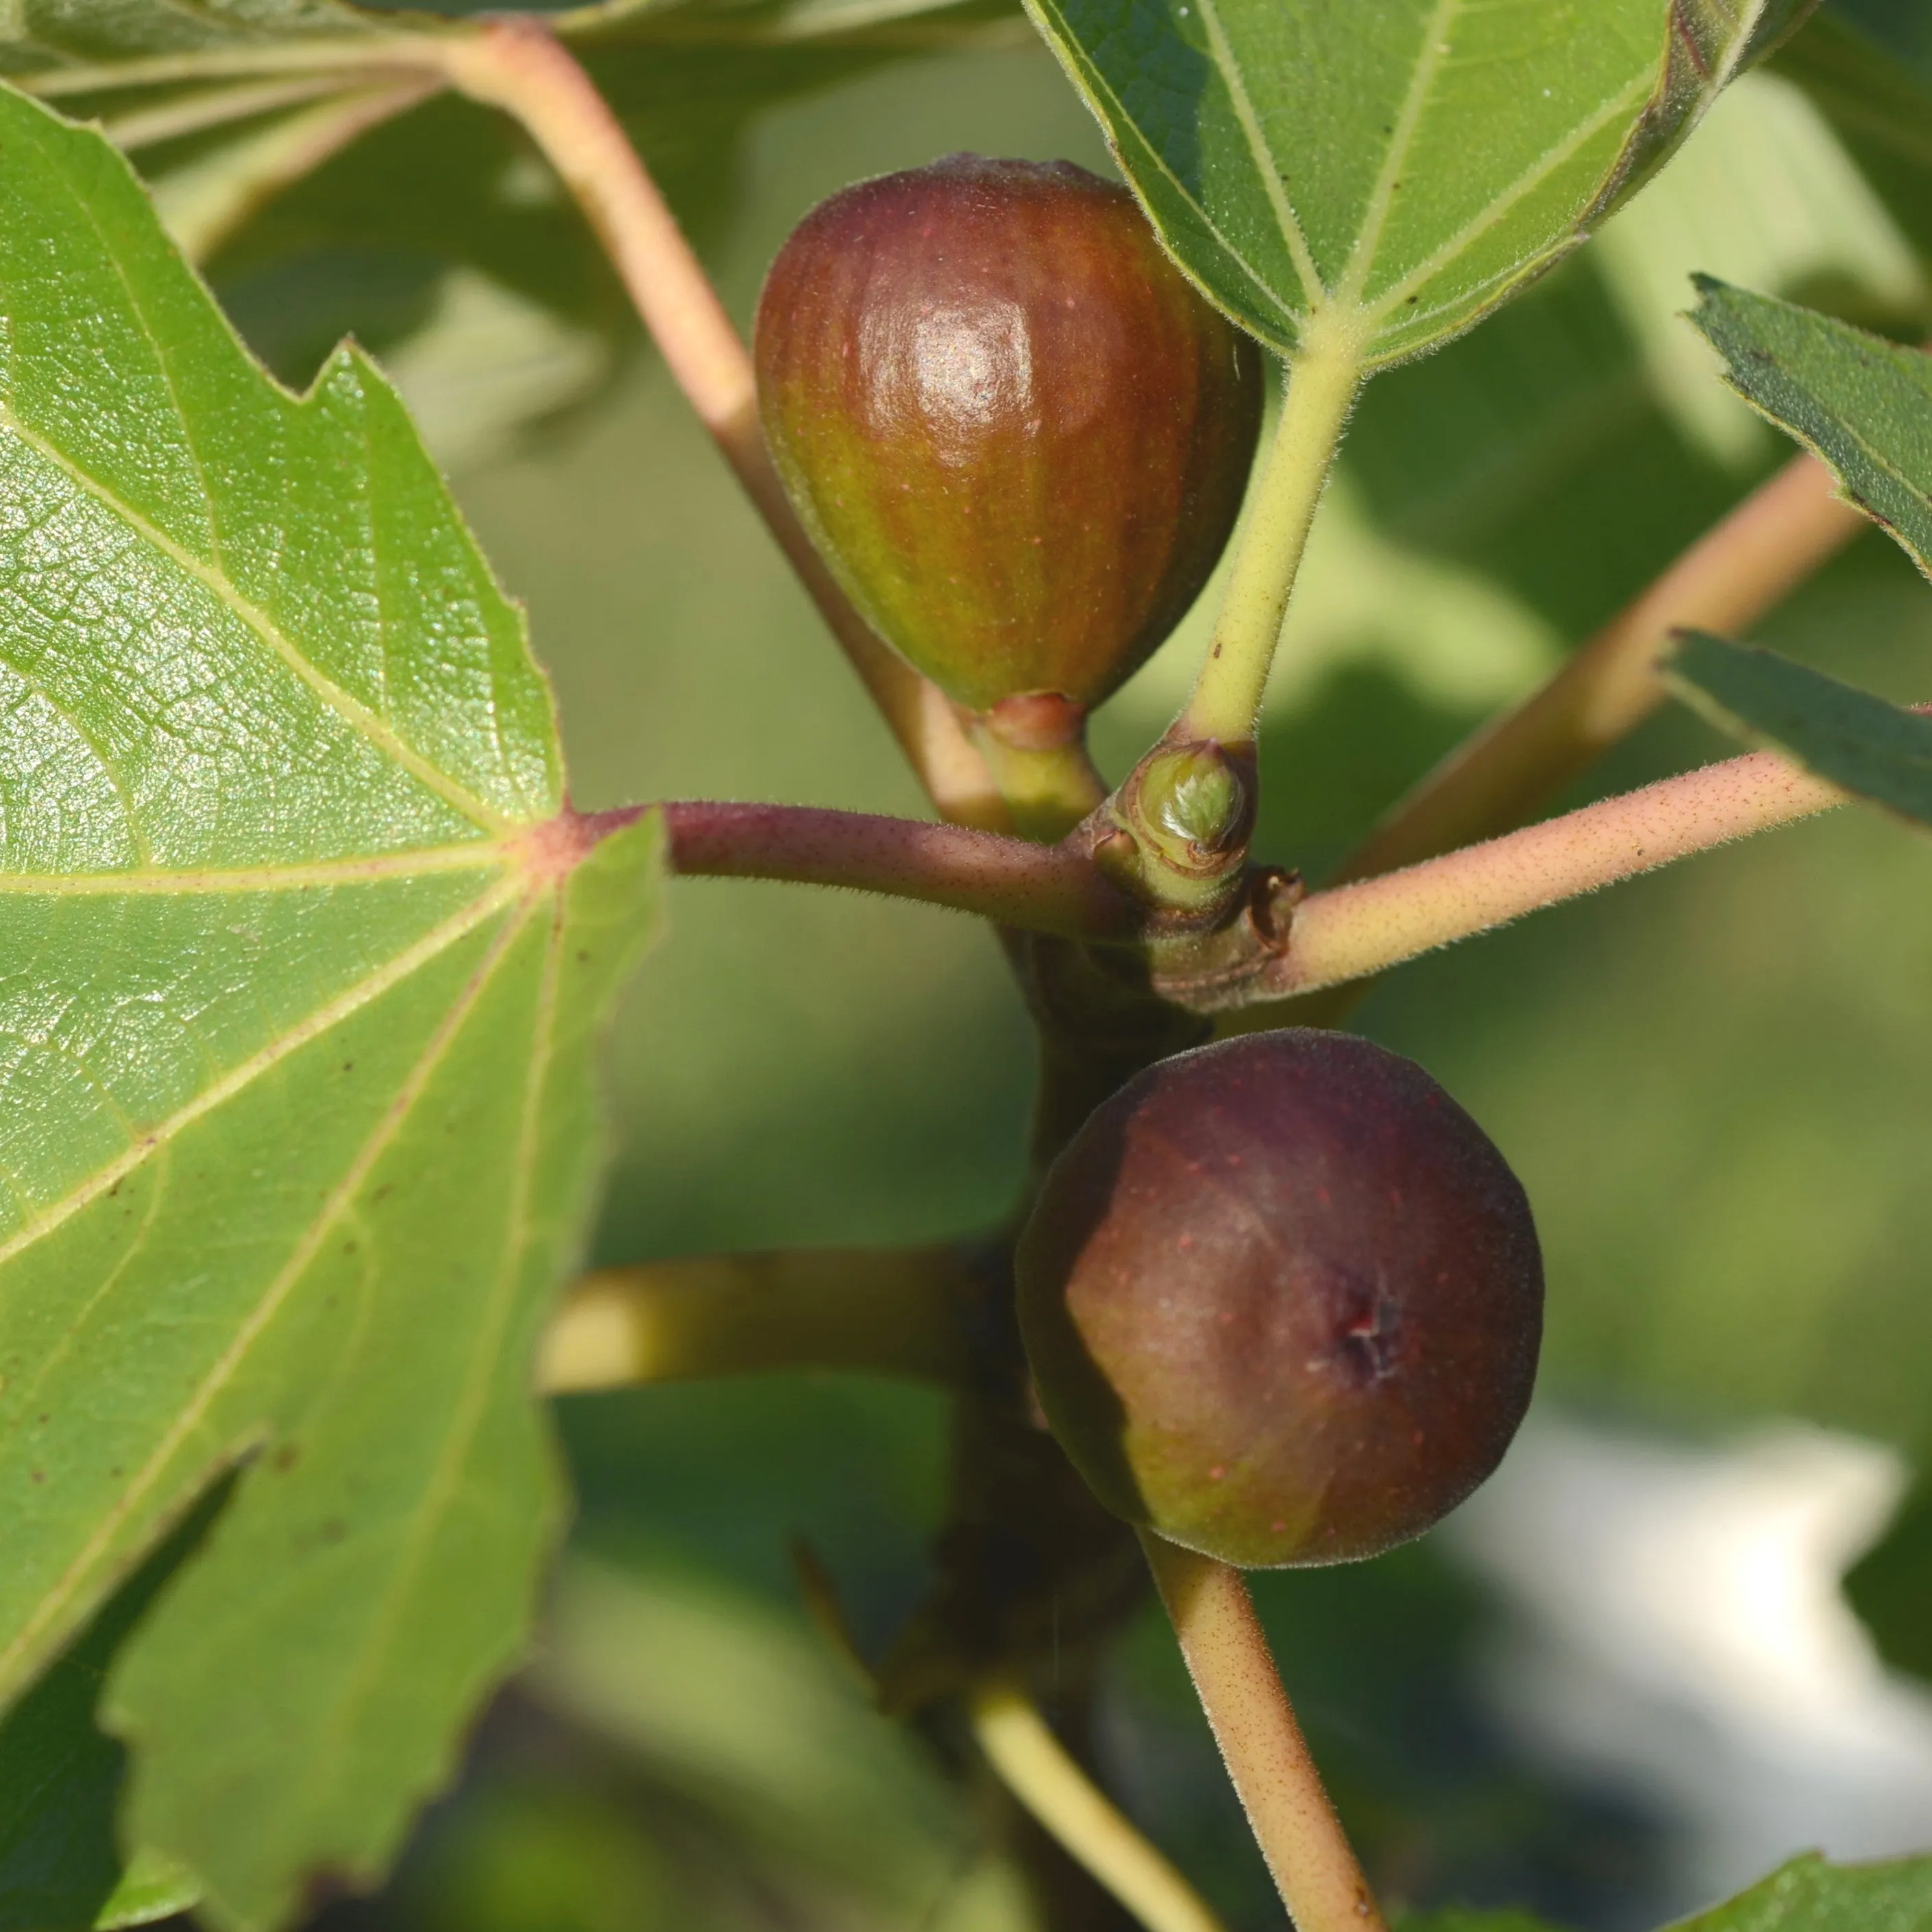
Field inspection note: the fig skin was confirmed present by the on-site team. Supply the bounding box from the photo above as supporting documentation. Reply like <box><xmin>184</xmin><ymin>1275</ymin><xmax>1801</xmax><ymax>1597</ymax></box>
<box><xmin>1016</xmin><ymin>1031</ymin><xmax>1543</xmax><ymax>1569</ymax></box>
<box><xmin>754</xmin><ymin>154</ymin><xmax>1263</xmax><ymax>716</ymax></box>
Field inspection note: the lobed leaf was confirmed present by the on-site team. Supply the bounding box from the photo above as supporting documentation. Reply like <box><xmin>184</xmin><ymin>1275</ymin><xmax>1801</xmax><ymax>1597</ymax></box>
<box><xmin>1668</xmin><ymin>1852</ymin><xmax>1932</xmax><ymax>1929</ymax></box>
<box><xmin>0</xmin><ymin>83</ymin><xmax>661</xmax><ymax>1931</ymax></box>
<box><xmin>1688</xmin><ymin>278</ymin><xmax>1932</xmax><ymax>572</ymax></box>
<box><xmin>1018</xmin><ymin>0</ymin><xmax>1815</xmax><ymax>367</ymax></box>
<box><xmin>1667</xmin><ymin>631</ymin><xmax>1932</xmax><ymax>824</ymax></box>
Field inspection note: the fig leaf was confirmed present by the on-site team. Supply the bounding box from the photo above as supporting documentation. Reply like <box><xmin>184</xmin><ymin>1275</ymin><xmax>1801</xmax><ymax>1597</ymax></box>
<box><xmin>0</xmin><ymin>86</ymin><xmax>659</xmax><ymax>1931</ymax></box>
<box><xmin>1022</xmin><ymin>0</ymin><xmax>1813</xmax><ymax>365</ymax></box>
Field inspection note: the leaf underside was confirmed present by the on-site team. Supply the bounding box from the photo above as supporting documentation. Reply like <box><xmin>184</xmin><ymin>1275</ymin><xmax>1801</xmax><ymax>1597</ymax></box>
<box><xmin>1019</xmin><ymin>0</ymin><xmax>1817</xmax><ymax>367</ymax></box>
<box><xmin>1667</xmin><ymin>632</ymin><xmax>1932</xmax><ymax>824</ymax></box>
<box><xmin>1690</xmin><ymin>276</ymin><xmax>1932</xmax><ymax>574</ymax></box>
<box><xmin>0</xmin><ymin>82</ymin><xmax>660</xmax><ymax>1932</ymax></box>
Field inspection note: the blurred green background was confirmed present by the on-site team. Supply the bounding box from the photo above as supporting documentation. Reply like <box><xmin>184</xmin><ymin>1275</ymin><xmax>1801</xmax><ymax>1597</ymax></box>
<box><xmin>138</xmin><ymin>8</ymin><xmax>1932</xmax><ymax>1927</ymax></box>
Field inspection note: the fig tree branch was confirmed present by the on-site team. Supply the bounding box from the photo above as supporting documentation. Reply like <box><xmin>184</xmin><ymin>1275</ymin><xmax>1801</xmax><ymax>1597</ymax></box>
<box><xmin>1334</xmin><ymin>452</ymin><xmax>1863</xmax><ymax>885</ymax></box>
<box><xmin>1139</xmin><ymin>1535</ymin><xmax>1386</xmax><ymax>1932</ymax></box>
<box><xmin>433</xmin><ymin>19</ymin><xmax>1008</xmax><ymax>831</ymax></box>
<box><xmin>538</xmin><ymin>1244</ymin><xmax>986</xmax><ymax>1391</ymax></box>
<box><xmin>661</xmin><ymin>799</ymin><xmax>1136</xmax><ymax>937</ymax></box>
<box><xmin>970</xmin><ymin>1674</ymin><xmax>1230</xmax><ymax>1932</ymax></box>
<box><xmin>1236</xmin><ymin>744</ymin><xmax>1849</xmax><ymax>1005</ymax></box>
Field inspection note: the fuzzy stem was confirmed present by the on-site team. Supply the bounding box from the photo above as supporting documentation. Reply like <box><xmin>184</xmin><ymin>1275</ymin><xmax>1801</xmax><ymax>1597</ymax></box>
<box><xmin>1334</xmin><ymin>453</ymin><xmax>1862</xmax><ymax>885</ymax></box>
<box><xmin>432</xmin><ymin>19</ymin><xmax>1003</xmax><ymax>828</ymax></box>
<box><xmin>1241</xmin><ymin>746</ymin><xmax>1846</xmax><ymax>1003</ymax></box>
<box><xmin>970</xmin><ymin>1674</ymin><xmax>1230</xmax><ymax>1932</ymax></box>
<box><xmin>1140</xmin><ymin>1536</ymin><xmax>1385</xmax><ymax>1932</ymax></box>
<box><xmin>1175</xmin><ymin>334</ymin><xmax>1361</xmax><ymax>750</ymax></box>
<box><xmin>661</xmin><ymin>798</ymin><xmax>1134</xmax><ymax>938</ymax></box>
<box><xmin>538</xmin><ymin>1245</ymin><xmax>982</xmax><ymax>1391</ymax></box>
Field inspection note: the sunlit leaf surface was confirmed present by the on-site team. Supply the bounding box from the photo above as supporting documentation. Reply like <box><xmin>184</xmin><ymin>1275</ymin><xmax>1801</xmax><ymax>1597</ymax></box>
<box><xmin>0</xmin><ymin>86</ymin><xmax>660</xmax><ymax>1931</ymax></box>
<box><xmin>1022</xmin><ymin>0</ymin><xmax>1814</xmax><ymax>365</ymax></box>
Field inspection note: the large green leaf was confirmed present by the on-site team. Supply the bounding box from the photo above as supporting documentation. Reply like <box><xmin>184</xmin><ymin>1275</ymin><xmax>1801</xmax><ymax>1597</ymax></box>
<box><xmin>1688</xmin><ymin>277</ymin><xmax>1932</xmax><ymax>570</ymax></box>
<box><xmin>1670</xmin><ymin>1853</ymin><xmax>1932</xmax><ymax>1929</ymax></box>
<box><xmin>1019</xmin><ymin>0</ymin><xmax>1815</xmax><ymax>367</ymax></box>
<box><xmin>0</xmin><ymin>84</ymin><xmax>660</xmax><ymax>1932</ymax></box>
<box><xmin>1667</xmin><ymin>632</ymin><xmax>1932</xmax><ymax>824</ymax></box>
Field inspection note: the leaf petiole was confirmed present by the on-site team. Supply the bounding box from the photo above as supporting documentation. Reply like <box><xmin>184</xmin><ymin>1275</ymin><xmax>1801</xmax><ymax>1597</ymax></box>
<box><xmin>661</xmin><ymin>798</ymin><xmax>1135</xmax><ymax>938</ymax></box>
<box><xmin>1174</xmin><ymin>328</ymin><xmax>1362</xmax><ymax>753</ymax></box>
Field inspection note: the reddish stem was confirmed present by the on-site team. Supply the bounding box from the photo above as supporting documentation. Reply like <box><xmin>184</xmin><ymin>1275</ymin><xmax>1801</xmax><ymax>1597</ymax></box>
<box><xmin>661</xmin><ymin>800</ymin><xmax>1134</xmax><ymax>939</ymax></box>
<box><xmin>1254</xmin><ymin>745</ymin><xmax>1848</xmax><ymax>1001</ymax></box>
<box><xmin>433</xmin><ymin>21</ymin><xmax>1005</xmax><ymax>829</ymax></box>
<box><xmin>1336</xmin><ymin>453</ymin><xmax>1864</xmax><ymax>884</ymax></box>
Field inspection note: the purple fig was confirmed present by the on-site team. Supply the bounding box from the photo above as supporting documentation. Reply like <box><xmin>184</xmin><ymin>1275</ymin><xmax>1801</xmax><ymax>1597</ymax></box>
<box><xmin>754</xmin><ymin>154</ymin><xmax>1262</xmax><ymax>718</ymax></box>
<box><xmin>1016</xmin><ymin>1031</ymin><xmax>1543</xmax><ymax>1569</ymax></box>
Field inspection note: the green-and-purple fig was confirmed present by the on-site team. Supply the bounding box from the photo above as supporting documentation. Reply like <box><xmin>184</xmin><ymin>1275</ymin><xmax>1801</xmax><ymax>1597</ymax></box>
<box><xmin>754</xmin><ymin>155</ymin><xmax>1262</xmax><ymax>720</ymax></box>
<box><xmin>1016</xmin><ymin>1031</ymin><xmax>1543</xmax><ymax>1569</ymax></box>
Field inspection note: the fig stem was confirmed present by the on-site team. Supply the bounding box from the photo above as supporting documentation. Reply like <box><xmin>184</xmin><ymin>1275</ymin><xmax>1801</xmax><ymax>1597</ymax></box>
<box><xmin>1139</xmin><ymin>1534</ymin><xmax>1386</xmax><ymax>1932</ymax></box>
<box><xmin>970</xmin><ymin>1673</ymin><xmax>1230</xmax><ymax>1932</ymax></box>
<box><xmin>972</xmin><ymin>731</ymin><xmax>1111</xmax><ymax>843</ymax></box>
<box><xmin>1331</xmin><ymin>451</ymin><xmax>1861</xmax><ymax>887</ymax></box>
<box><xmin>1175</xmin><ymin>333</ymin><xmax>1362</xmax><ymax>753</ymax></box>
<box><xmin>434</xmin><ymin>18</ymin><xmax>1009</xmax><ymax>831</ymax></box>
<box><xmin>661</xmin><ymin>798</ymin><xmax>1136</xmax><ymax>938</ymax></box>
<box><xmin>538</xmin><ymin>1245</ymin><xmax>983</xmax><ymax>1391</ymax></box>
<box><xmin>1227</xmin><ymin>742</ymin><xmax>1857</xmax><ymax>1007</ymax></box>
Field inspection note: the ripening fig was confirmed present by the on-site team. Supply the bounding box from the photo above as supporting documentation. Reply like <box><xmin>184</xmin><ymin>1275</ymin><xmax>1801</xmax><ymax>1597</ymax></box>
<box><xmin>754</xmin><ymin>154</ymin><xmax>1263</xmax><ymax>720</ymax></box>
<box><xmin>1016</xmin><ymin>1031</ymin><xmax>1543</xmax><ymax>1569</ymax></box>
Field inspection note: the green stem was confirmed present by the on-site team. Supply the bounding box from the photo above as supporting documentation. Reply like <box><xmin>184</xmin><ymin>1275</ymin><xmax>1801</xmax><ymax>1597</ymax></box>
<box><xmin>1139</xmin><ymin>1534</ymin><xmax>1386</xmax><ymax>1932</ymax></box>
<box><xmin>970</xmin><ymin>1674</ymin><xmax>1230</xmax><ymax>1932</ymax></box>
<box><xmin>971</xmin><ymin>729</ymin><xmax>1109</xmax><ymax>844</ymax></box>
<box><xmin>1175</xmin><ymin>331</ymin><xmax>1361</xmax><ymax>750</ymax></box>
<box><xmin>538</xmin><ymin>1245</ymin><xmax>987</xmax><ymax>1391</ymax></box>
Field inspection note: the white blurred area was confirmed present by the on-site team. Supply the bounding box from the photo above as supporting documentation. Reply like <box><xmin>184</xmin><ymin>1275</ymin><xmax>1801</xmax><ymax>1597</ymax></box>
<box><xmin>1446</xmin><ymin>1415</ymin><xmax>1932</xmax><ymax>1914</ymax></box>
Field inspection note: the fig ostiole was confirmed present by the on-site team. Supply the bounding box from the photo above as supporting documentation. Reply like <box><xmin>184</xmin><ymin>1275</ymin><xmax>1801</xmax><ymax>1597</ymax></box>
<box><xmin>1016</xmin><ymin>1030</ymin><xmax>1543</xmax><ymax>1569</ymax></box>
<box><xmin>754</xmin><ymin>154</ymin><xmax>1264</xmax><ymax>722</ymax></box>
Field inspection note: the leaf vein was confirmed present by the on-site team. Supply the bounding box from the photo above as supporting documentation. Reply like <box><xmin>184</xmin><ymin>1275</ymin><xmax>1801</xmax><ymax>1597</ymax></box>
<box><xmin>1365</xmin><ymin>69</ymin><xmax>1652</xmax><ymax>325</ymax></box>
<box><xmin>0</xmin><ymin>405</ymin><xmax>513</xmax><ymax>838</ymax></box>
<box><xmin>0</xmin><ymin>878</ymin><xmax>533</xmax><ymax>1701</ymax></box>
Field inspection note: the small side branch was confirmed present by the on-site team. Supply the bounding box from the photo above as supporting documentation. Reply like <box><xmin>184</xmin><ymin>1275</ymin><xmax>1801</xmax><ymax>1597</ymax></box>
<box><xmin>433</xmin><ymin>20</ymin><xmax>1003</xmax><ymax>828</ymax></box>
<box><xmin>970</xmin><ymin>1674</ymin><xmax>1230</xmax><ymax>1932</ymax></box>
<box><xmin>1336</xmin><ymin>453</ymin><xmax>1862</xmax><ymax>883</ymax></box>
<box><xmin>538</xmin><ymin>1244</ymin><xmax>986</xmax><ymax>1391</ymax></box>
<box><xmin>1140</xmin><ymin>1535</ymin><xmax>1385</xmax><ymax>1932</ymax></box>
<box><xmin>1245</xmin><ymin>746</ymin><xmax>1844</xmax><ymax>1004</ymax></box>
<box><xmin>662</xmin><ymin>799</ymin><xmax>1135</xmax><ymax>938</ymax></box>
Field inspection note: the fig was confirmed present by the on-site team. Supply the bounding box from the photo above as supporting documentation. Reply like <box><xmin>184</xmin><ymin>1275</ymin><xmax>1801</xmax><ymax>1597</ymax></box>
<box><xmin>754</xmin><ymin>154</ymin><xmax>1263</xmax><ymax>718</ymax></box>
<box><xmin>1016</xmin><ymin>1031</ymin><xmax>1542</xmax><ymax>1569</ymax></box>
